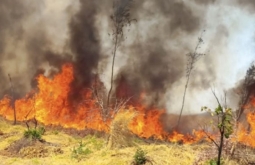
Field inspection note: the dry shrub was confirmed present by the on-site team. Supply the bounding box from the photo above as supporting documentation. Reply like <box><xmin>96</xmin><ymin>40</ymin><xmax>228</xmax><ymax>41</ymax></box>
<box><xmin>107</xmin><ymin>110</ymin><xmax>136</xmax><ymax>149</ymax></box>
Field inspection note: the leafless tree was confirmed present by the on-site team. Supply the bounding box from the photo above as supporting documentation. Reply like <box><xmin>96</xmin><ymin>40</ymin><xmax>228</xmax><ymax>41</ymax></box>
<box><xmin>236</xmin><ymin>63</ymin><xmax>255</xmax><ymax>122</ymax></box>
<box><xmin>106</xmin><ymin>0</ymin><xmax>135</xmax><ymax>114</ymax></box>
<box><xmin>91</xmin><ymin>79</ymin><xmax>131</xmax><ymax>122</ymax></box>
<box><xmin>23</xmin><ymin>92</ymin><xmax>38</xmax><ymax>130</ymax></box>
<box><xmin>176</xmin><ymin>31</ymin><xmax>206</xmax><ymax>128</ymax></box>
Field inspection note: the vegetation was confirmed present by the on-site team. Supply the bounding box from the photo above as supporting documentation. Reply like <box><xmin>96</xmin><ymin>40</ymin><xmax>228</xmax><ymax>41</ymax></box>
<box><xmin>7</xmin><ymin>74</ymin><xmax>16</xmax><ymax>125</ymax></box>
<box><xmin>201</xmin><ymin>90</ymin><xmax>234</xmax><ymax>165</ymax></box>
<box><xmin>107</xmin><ymin>110</ymin><xmax>136</xmax><ymax>148</ymax></box>
<box><xmin>133</xmin><ymin>148</ymin><xmax>147</xmax><ymax>165</ymax></box>
<box><xmin>106</xmin><ymin>0</ymin><xmax>134</xmax><ymax>119</ymax></box>
<box><xmin>177</xmin><ymin>32</ymin><xmax>206</xmax><ymax>128</ymax></box>
<box><xmin>237</xmin><ymin>63</ymin><xmax>255</xmax><ymax>121</ymax></box>
<box><xmin>205</xmin><ymin>158</ymin><xmax>224</xmax><ymax>165</ymax></box>
<box><xmin>71</xmin><ymin>141</ymin><xmax>92</xmax><ymax>159</ymax></box>
<box><xmin>0</xmin><ymin>118</ymin><xmax>205</xmax><ymax>165</ymax></box>
<box><xmin>24</xmin><ymin>127</ymin><xmax>45</xmax><ymax>140</ymax></box>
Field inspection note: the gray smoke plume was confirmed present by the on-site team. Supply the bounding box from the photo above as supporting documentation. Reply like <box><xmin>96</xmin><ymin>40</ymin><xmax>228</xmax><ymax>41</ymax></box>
<box><xmin>114</xmin><ymin>0</ymin><xmax>202</xmax><ymax>106</ymax></box>
<box><xmin>0</xmin><ymin>0</ymin><xmax>42</xmax><ymax>97</ymax></box>
<box><xmin>0</xmin><ymin>0</ymin><xmax>254</xmax><ymax>116</ymax></box>
<box><xmin>0</xmin><ymin>0</ymin><xmax>73</xmax><ymax>98</ymax></box>
<box><xmin>237</xmin><ymin>0</ymin><xmax>255</xmax><ymax>11</ymax></box>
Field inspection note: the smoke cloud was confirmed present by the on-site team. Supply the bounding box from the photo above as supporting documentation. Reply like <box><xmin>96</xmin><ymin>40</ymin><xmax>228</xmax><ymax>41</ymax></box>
<box><xmin>67</xmin><ymin>0</ymin><xmax>102</xmax><ymax>103</ymax></box>
<box><xmin>0</xmin><ymin>0</ymin><xmax>255</xmax><ymax>115</ymax></box>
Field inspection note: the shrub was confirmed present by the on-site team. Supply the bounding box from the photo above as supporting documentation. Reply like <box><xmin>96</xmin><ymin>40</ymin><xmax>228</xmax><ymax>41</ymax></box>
<box><xmin>38</xmin><ymin>126</ymin><xmax>45</xmax><ymax>135</ymax></box>
<box><xmin>205</xmin><ymin>158</ymin><xmax>225</xmax><ymax>165</ymax></box>
<box><xmin>71</xmin><ymin>141</ymin><xmax>92</xmax><ymax>159</ymax></box>
<box><xmin>133</xmin><ymin>148</ymin><xmax>147</xmax><ymax>165</ymax></box>
<box><xmin>24</xmin><ymin>126</ymin><xmax>45</xmax><ymax>140</ymax></box>
<box><xmin>24</xmin><ymin>129</ymin><xmax>42</xmax><ymax>140</ymax></box>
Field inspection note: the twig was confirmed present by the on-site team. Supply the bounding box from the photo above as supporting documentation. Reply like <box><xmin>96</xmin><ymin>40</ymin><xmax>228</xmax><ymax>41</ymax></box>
<box><xmin>203</xmin><ymin>130</ymin><xmax>219</xmax><ymax>149</ymax></box>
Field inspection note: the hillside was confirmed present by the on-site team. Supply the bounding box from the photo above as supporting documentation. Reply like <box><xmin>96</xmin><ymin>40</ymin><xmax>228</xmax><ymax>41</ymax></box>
<box><xmin>0</xmin><ymin>117</ymin><xmax>246</xmax><ymax>165</ymax></box>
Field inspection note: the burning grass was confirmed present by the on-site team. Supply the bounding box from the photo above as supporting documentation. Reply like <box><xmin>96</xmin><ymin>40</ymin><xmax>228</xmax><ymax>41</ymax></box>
<box><xmin>0</xmin><ymin>64</ymin><xmax>211</xmax><ymax>144</ymax></box>
<box><xmin>0</xmin><ymin>116</ymin><xmax>250</xmax><ymax>165</ymax></box>
<box><xmin>0</xmin><ymin>64</ymin><xmax>255</xmax><ymax>164</ymax></box>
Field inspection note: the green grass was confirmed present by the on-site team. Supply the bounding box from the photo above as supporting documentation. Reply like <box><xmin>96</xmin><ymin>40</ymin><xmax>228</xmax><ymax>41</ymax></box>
<box><xmin>24</xmin><ymin>127</ymin><xmax>45</xmax><ymax>140</ymax></box>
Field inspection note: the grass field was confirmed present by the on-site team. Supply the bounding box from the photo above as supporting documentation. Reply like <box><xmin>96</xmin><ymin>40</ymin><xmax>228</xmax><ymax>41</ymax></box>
<box><xmin>0</xmin><ymin>117</ymin><xmax>247</xmax><ymax>165</ymax></box>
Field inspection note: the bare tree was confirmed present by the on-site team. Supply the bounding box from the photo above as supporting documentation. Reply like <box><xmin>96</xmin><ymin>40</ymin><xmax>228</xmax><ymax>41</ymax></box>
<box><xmin>8</xmin><ymin>74</ymin><xmax>16</xmax><ymax>125</ymax></box>
<box><xmin>91</xmin><ymin>80</ymin><xmax>132</xmax><ymax>147</ymax></box>
<box><xmin>176</xmin><ymin>32</ymin><xmax>206</xmax><ymax>128</ymax></box>
<box><xmin>24</xmin><ymin>94</ymin><xmax>38</xmax><ymax>130</ymax></box>
<box><xmin>106</xmin><ymin>0</ymin><xmax>134</xmax><ymax>116</ymax></box>
<box><xmin>236</xmin><ymin>63</ymin><xmax>255</xmax><ymax>122</ymax></box>
<box><xmin>91</xmin><ymin>79</ymin><xmax>131</xmax><ymax>122</ymax></box>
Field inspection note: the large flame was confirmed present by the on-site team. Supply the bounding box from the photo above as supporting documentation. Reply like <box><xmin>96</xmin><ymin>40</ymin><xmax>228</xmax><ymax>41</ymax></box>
<box><xmin>0</xmin><ymin>64</ymin><xmax>107</xmax><ymax>131</ymax></box>
<box><xmin>237</xmin><ymin>97</ymin><xmax>255</xmax><ymax>147</ymax></box>
<box><xmin>0</xmin><ymin>63</ymin><xmax>211</xmax><ymax>143</ymax></box>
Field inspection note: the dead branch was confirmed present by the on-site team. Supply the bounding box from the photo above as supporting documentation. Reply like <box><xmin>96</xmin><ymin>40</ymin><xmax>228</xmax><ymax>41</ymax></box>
<box><xmin>24</xmin><ymin>94</ymin><xmax>38</xmax><ymax>130</ymax></box>
<box><xmin>203</xmin><ymin>130</ymin><xmax>219</xmax><ymax>149</ymax></box>
<box><xmin>8</xmin><ymin>74</ymin><xmax>16</xmax><ymax>125</ymax></box>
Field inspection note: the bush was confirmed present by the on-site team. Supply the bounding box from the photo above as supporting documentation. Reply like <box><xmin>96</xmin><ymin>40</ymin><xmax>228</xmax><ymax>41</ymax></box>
<box><xmin>133</xmin><ymin>148</ymin><xmax>147</xmax><ymax>165</ymax></box>
<box><xmin>24</xmin><ymin>130</ymin><xmax>41</xmax><ymax>140</ymax></box>
<box><xmin>205</xmin><ymin>158</ymin><xmax>224</xmax><ymax>165</ymax></box>
<box><xmin>71</xmin><ymin>141</ymin><xmax>92</xmax><ymax>159</ymax></box>
<box><xmin>24</xmin><ymin>127</ymin><xmax>45</xmax><ymax>140</ymax></box>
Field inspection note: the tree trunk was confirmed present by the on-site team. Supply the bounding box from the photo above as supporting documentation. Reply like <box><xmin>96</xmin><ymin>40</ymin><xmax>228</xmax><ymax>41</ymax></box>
<box><xmin>217</xmin><ymin>130</ymin><xmax>224</xmax><ymax>165</ymax></box>
<box><xmin>8</xmin><ymin>74</ymin><xmax>16</xmax><ymax>125</ymax></box>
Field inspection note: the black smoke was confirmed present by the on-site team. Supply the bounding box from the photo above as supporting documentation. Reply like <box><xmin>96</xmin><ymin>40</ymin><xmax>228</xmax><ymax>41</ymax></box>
<box><xmin>114</xmin><ymin>0</ymin><xmax>204</xmax><ymax>105</ymax></box>
<box><xmin>67</xmin><ymin>0</ymin><xmax>102</xmax><ymax>103</ymax></box>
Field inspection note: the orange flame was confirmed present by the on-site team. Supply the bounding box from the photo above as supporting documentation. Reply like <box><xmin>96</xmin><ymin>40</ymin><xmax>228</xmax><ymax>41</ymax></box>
<box><xmin>129</xmin><ymin>105</ymin><xmax>167</xmax><ymax>140</ymax></box>
<box><xmin>0</xmin><ymin>64</ymin><xmax>107</xmax><ymax>131</ymax></box>
<box><xmin>237</xmin><ymin>112</ymin><xmax>255</xmax><ymax>147</ymax></box>
<box><xmin>0</xmin><ymin>63</ymin><xmax>209</xmax><ymax>143</ymax></box>
<box><xmin>234</xmin><ymin>96</ymin><xmax>255</xmax><ymax>147</ymax></box>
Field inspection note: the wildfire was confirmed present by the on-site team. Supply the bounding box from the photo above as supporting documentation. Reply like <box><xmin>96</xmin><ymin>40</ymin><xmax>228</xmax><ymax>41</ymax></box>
<box><xmin>0</xmin><ymin>64</ymin><xmax>107</xmax><ymax>131</ymax></box>
<box><xmin>0</xmin><ymin>63</ymin><xmax>214</xmax><ymax>144</ymax></box>
<box><xmin>237</xmin><ymin>97</ymin><xmax>255</xmax><ymax>147</ymax></box>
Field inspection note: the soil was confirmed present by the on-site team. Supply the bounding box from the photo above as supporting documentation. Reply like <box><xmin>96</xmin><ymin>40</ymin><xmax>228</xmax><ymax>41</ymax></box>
<box><xmin>0</xmin><ymin>137</ymin><xmax>63</xmax><ymax>158</ymax></box>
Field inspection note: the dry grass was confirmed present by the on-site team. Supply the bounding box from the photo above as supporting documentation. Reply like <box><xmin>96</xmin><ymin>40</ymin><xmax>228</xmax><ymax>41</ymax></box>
<box><xmin>0</xmin><ymin>117</ymin><xmax>245</xmax><ymax>165</ymax></box>
<box><xmin>108</xmin><ymin>110</ymin><xmax>136</xmax><ymax>149</ymax></box>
